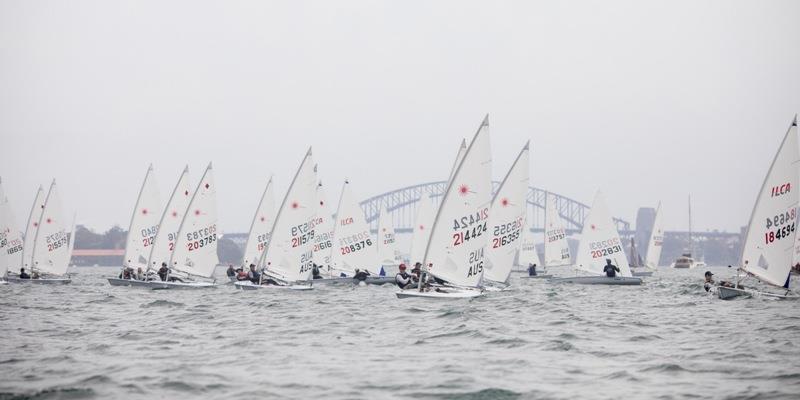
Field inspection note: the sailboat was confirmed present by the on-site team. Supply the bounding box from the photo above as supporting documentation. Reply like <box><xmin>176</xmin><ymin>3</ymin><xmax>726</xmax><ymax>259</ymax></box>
<box><xmin>549</xmin><ymin>191</ymin><xmax>642</xmax><ymax>285</ymax></box>
<box><xmin>147</xmin><ymin>166</ymin><xmax>192</xmax><ymax>275</ymax></box>
<box><xmin>543</xmin><ymin>194</ymin><xmax>571</xmax><ymax>269</ymax></box>
<box><xmin>407</xmin><ymin>139</ymin><xmax>466</xmax><ymax>267</ymax></box>
<box><xmin>717</xmin><ymin>117</ymin><xmax>799</xmax><ymax>300</ymax></box>
<box><xmin>311</xmin><ymin>181</ymin><xmax>334</xmax><ymax>275</ymax></box>
<box><xmin>160</xmin><ymin>162</ymin><xmax>219</xmax><ymax>288</ymax></box>
<box><xmin>377</xmin><ymin>204</ymin><xmax>400</xmax><ymax>273</ymax></box>
<box><xmin>236</xmin><ymin>148</ymin><xmax>316</xmax><ymax>290</ymax></box>
<box><xmin>484</xmin><ymin>142</ymin><xmax>530</xmax><ymax>287</ymax></box>
<box><xmin>397</xmin><ymin>116</ymin><xmax>492</xmax><ymax>299</ymax></box>
<box><xmin>108</xmin><ymin>165</ymin><xmax>162</xmax><ymax>286</ymax></box>
<box><xmin>0</xmin><ymin>179</ymin><xmax>24</xmax><ymax>283</ymax></box>
<box><xmin>8</xmin><ymin>180</ymin><xmax>73</xmax><ymax>284</ymax></box>
<box><xmin>319</xmin><ymin>180</ymin><xmax>393</xmax><ymax>285</ymax></box>
<box><xmin>631</xmin><ymin>203</ymin><xmax>663</xmax><ymax>277</ymax></box>
<box><xmin>673</xmin><ymin>196</ymin><xmax>703</xmax><ymax>269</ymax></box>
<box><xmin>628</xmin><ymin>237</ymin><xmax>652</xmax><ymax>277</ymax></box>
<box><xmin>516</xmin><ymin>222</ymin><xmax>548</xmax><ymax>278</ymax></box>
<box><xmin>232</xmin><ymin>177</ymin><xmax>275</xmax><ymax>282</ymax></box>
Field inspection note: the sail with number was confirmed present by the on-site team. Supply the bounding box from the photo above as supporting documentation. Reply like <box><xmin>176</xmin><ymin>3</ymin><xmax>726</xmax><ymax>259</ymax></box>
<box><xmin>574</xmin><ymin>191</ymin><xmax>632</xmax><ymax>277</ymax></box>
<box><xmin>544</xmin><ymin>195</ymin><xmax>571</xmax><ymax>267</ymax></box>
<box><xmin>21</xmin><ymin>186</ymin><xmax>45</xmax><ymax>270</ymax></box>
<box><xmin>740</xmin><ymin>117</ymin><xmax>799</xmax><ymax>288</ymax></box>
<box><xmin>147</xmin><ymin>166</ymin><xmax>192</xmax><ymax>270</ymax></box>
<box><xmin>517</xmin><ymin>224</ymin><xmax>542</xmax><ymax>267</ymax></box>
<box><xmin>0</xmin><ymin>182</ymin><xmax>24</xmax><ymax>276</ymax></box>
<box><xmin>31</xmin><ymin>181</ymin><xmax>71</xmax><ymax>275</ymax></box>
<box><xmin>123</xmin><ymin>165</ymin><xmax>162</xmax><ymax>269</ymax></box>
<box><xmin>242</xmin><ymin>178</ymin><xmax>275</xmax><ymax>268</ymax></box>
<box><xmin>312</xmin><ymin>182</ymin><xmax>334</xmax><ymax>269</ymax></box>
<box><xmin>260</xmin><ymin>148</ymin><xmax>317</xmax><ymax>282</ymax></box>
<box><xmin>169</xmin><ymin>163</ymin><xmax>218</xmax><ymax>278</ymax></box>
<box><xmin>485</xmin><ymin>142</ymin><xmax>529</xmax><ymax>283</ymax></box>
<box><xmin>331</xmin><ymin>181</ymin><xmax>380</xmax><ymax>276</ymax></box>
<box><xmin>377</xmin><ymin>204</ymin><xmax>398</xmax><ymax>266</ymax></box>
<box><xmin>644</xmin><ymin>202</ymin><xmax>664</xmax><ymax>268</ymax></box>
<box><xmin>423</xmin><ymin>116</ymin><xmax>492</xmax><ymax>287</ymax></box>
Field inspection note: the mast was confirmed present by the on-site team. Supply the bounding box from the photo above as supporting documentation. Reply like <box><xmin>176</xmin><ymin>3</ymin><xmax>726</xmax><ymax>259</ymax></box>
<box><xmin>688</xmin><ymin>194</ymin><xmax>693</xmax><ymax>256</ymax></box>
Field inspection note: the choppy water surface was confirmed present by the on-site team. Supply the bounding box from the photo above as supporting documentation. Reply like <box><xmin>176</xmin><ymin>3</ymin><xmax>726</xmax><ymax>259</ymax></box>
<box><xmin>1</xmin><ymin>267</ymin><xmax>799</xmax><ymax>400</ymax></box>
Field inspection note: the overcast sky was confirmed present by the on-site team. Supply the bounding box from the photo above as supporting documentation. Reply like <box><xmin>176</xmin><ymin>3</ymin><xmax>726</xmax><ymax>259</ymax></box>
<box><xmin>1</xmin><ymin>0</ymin><xmax>799</xmax><ymax>234</ymax></box>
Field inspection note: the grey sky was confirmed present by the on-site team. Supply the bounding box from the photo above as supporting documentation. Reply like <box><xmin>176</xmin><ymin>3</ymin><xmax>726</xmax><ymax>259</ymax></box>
<box><xmin>1</xmin><ymin>0</ymin><xmax>799</xmax><ymax>234</ymax></box>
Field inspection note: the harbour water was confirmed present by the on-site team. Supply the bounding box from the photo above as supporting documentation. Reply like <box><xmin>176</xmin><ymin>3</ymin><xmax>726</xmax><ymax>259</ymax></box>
<box><xmin>1</xmin><ymin>267</ymin><xmax>798</xmax><ymax>400</ymax></box>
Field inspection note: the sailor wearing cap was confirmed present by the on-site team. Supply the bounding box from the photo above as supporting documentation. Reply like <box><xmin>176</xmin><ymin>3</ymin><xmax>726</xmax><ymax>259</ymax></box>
<box><xmin>395</xmin><ymin>264</ymin><xmax>414</xmax><ymax>289</ymax></box>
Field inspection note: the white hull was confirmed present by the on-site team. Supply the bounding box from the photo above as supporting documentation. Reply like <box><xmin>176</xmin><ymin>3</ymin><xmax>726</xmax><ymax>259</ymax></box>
<box><xmin>717</xmin><ymin>285</ymin><xmax>799</xmax><ymax>300</ymax></box>
<box><xmin>153</xmin><ymin>281</ymin><xmax>217</xmax><ymax>290</ymax></box>
<box><xmin>548</xmin><ymin>276</ymin><xmax>642</xmax><ymax>285</ymax></box>
<box><xmin>233</xmin><ymin>281</ymin><xmax>313</xmax><ymax>291</ymax></box>
<box><xmin>107</xmin><ymin>278</ymin><xmax>165</xmax><ymax>287</ymax></box>
<box><xmin>311</xmin><ymin>276</ymin><xmax>396</xmax><ymax>286</ymax></box>
<box><xmin>6</xmin><ymin>277</ymin><xmax>71</xmax><ymax>285</ymax></box>
<box><xmin>396</xmin><ymin>287</ymin><xmax>484</xmax><ymax>299</ymax></box>
<box><xmin>520</xmin><ymin>274</ymin><xmax>553</xmax><ymax>279</ymax></box>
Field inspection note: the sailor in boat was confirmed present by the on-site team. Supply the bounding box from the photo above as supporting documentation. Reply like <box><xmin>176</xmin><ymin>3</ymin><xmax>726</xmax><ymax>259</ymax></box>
<box><xmin>236</xmin><ymin>268</ymin><xmax>249</xmax><ymax>281</ymax></box>
<box><xmin>603</xmin><ymin>259</ymin><xmax>620</xmax><ymax>278</ymax></box>
<box><xmin>158</xmin><ymin>263</ymin><xmax>169</xmax><ymax>281</ymax></box>
<box><xmin>226</xmin><ymin>264</ymin><xmax>236</xmax><ymax>279</ymax></box>
<box><xmin>247</xmin><ymin>264</ymin><xmax>261</xmax><ymax>284</ymax></box>
<box><xmin>411</xmin><ymin>262</ymin><xmax>422</xmax><ymax>282</ymax></box>
<box><xmin>353</xmin><ymin>268</ymin><xmax>369</xmax><ymax>282</ymax></box>
<box><xmin>528</xmin><ymin>263</ymin><xmax>538</xmax><ymax>276</ymax></box>
<box><xmin>31</xmin><ymin>271</ymin><xmax>40</xmax><ymax>279</ymax></box>
<box><xmin>119</xmin><ymin>267</ymin><xmax>134</xmax><ymax>280</ymax></box>
<box><xmin>18</xmin><ymin>268</ymin><xmax>30</xmax><ymax>279</ymax></box>
<box><xmin>135</xmin><ymin>267</ymin><xmax>144</xmax><ymax>281</ymax></box>
<box><xmin>395</xmin><ymin>264</ymin><xmax>414</xmax><ymax>289</ymax></box>
<box><xmin>311</xmin><ymin>263</ymin><xmax>323</xmax><ymax>279</ymax></box>
<box><xmin>703</xmin><ymin>270</ymin><xmax>737</xmax><ymax>292</ymax></box>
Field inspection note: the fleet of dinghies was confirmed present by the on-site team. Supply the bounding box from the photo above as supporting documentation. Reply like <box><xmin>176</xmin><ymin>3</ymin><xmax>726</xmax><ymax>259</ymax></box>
<box><xmin>3</xmin><ymin>114</ymin><xmax>799</xmax><ymax>300</ymax></box>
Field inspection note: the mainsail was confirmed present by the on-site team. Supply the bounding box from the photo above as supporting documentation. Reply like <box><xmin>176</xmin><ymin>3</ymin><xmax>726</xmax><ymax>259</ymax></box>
<box><xmin>644</xmin><ymin>202</ymin><xmax>664</xmax><ymax>268</ymax></box>
<box><xmin>330</xmin><ymin>180</ymin><xmax>380</xmax><ymax>276</ymax></box>
<box><xmin>518</xmin><ymin>224</ymin><xmax>542</xmax><ymax>267</ymax></box>
<box><xmin>377</xmin><ymin>204</ymin><xmax>398</xmax><ymax>266</ymax></box>
<box><xmin>740</xmin><ymin>117</ymin><xmax>799</xmax><ymax>288</ymax></box>
<box><xmin>0</xmin><ymin>182</ymin><xmax>24</xmax><ymax>276</ymax></box>
<box><xmin>312</xmin><ymin>182</ymin><xmax>334</xmax><ymax>270</ymax></box>
<box><xmin>574</xmin><ymin>191</ymin><xmax>632</xmax><ymax>277</ymax></box>
<box><xmin>21</xmin><ymin>186</ymin><xmax>45</xmax><ymax>270</ymax></box>
<box><xmin>31</xmin><ymin>181</ymin><xmax>71</xmax><ymax>275</ymax></box>
<box><xmin>423</xmin><ymin>116</ymin><xmax>492</xmax><ymax>287</ymax></box>
<box><xmin>170</xmin><ymin>163</ymin><xmax>219</xmax><ymax>278</ymax></box>
<box><xmin>485</xmin><ymin>142</ymin><xmax>529</xmax><ymax>283</ymax></box>
<box><xmin>260</xmin><ymin>148</ymin><xmax>317</xmax><ymax>282</ymax></box>
<box><xmin>147</xmin><ymin>166</ymin><xmax>191</xmax><ymax>270</ymax></box>
<box><xmin>544</xmin><ymin>195</ymin><xmax>571</xmax><ymax>267</ymax></box>
<box><xmin>241</xmin><ymin>177</ymin><xmax>275</xmax><ymax>268</ymax></box>
<box><xmin>122</xmin><ymin>164</ymin><xmax>162</xmax><ymax>269</ymax></box>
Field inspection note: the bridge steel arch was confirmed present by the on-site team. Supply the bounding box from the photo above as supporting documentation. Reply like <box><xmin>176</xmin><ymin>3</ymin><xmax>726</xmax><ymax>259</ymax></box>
<box><xmin>358</xmin><ymin>181</ymin><xmax>630</xmax><ymax>235</ymax></box>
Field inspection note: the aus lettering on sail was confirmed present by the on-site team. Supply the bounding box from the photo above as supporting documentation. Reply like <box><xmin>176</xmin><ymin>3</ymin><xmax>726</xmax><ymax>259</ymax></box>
<box><xmin>452</xmin><ymin>207</ymin><xmax>489</xmax><ymax>246</ymax></box>
<box><xmin>466</xmin><ymin>247</ymin><xmax>484</xmax><ymax>278</ymax></box>
<box><xmin>491</xmin><ymin>215</ymin><xmax>524</xmax><ymax>249</ymax></box>
<box><xmin>589</xmin><ymin>237</ymin><xmax>623</xmax><ymax>259</ymax></box>
<box><xmin>185</xmin><ymin>224</ymin><xmax>217</xmax><ymax>252</ymax></box>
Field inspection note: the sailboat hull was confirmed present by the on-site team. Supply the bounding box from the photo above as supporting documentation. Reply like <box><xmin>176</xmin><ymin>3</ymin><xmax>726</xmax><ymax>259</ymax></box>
<box><xmin>520</xmin><ymin>274</ymin><xmax>553</xmax><ymax>279</ymax></box>
<box><xmin>548</xmin><ymin>276</ymin><xmax>642</xmax><ymax>285</ymax></box>
<box><xmin>396</xmin><ymin>287</ymin><xmax>484</xmax><ymax>299</ymax></box>
<box><xmin>107</xmin><ymin>278</ymin><xmax>165</xmax><ymax>287</ymax></box>
<box><xmin>234</xmin><ymin>281</ymin><xmax>313</xmax><ymax>291</ymax></box>
<box><xmin>152</xmin><ymin>281</ymin><xmax>217</xmax><ymax>290</ymax></box>
<box><xmin>311</xmin><ymin>277</ymin><xmax>396</xmax><ymax>286</ymax></box>
<box><xmin>5</xmin><ymin>277</ymin><xmax>71</xmax><ymax>285</ymax></box>
<box><xmin>717</xmin><ymin>285</ymin><xmax>799</xmax><ymax>300</ymax></box>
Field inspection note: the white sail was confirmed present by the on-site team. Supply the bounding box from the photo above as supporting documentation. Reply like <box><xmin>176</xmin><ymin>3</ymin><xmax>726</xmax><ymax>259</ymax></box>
<box><xmin>21</xmin><ymin>186</ymin><xmax>45</xmax><ymax>270</ymax></box>
<box><xmin>518</xmin><ymin>224</ymin><xmax>542</xmax><ymax>266</ymax></box>
<box><xmin>170</xmin><ymin>163</ymin><xmax>219</xmax><ymax>278</ymax></box>
<box><xmin>67</xmin><ymin>213</ymin><xmax>76</xmax><ymax>267</ymax></box>
<box><xmin>147</xmin><ymin>166</ymin><xmax>192</xmax><ymax>270</ymax></box>
<box><xmin>644</xmin><ymin>202</ymin><xmax>664</xmax><ymax>268</ymax></box>
<box><xmin>574</xmin><ymin>191</ymin><xmax>632</xmax><ymax>277</ymax></box>
<box><xmin>260</xmin><ymin>148</ymin><xmax>317</xmax><ymax>282</ymax></box>
<box><xmin>312</xmin><ymin>182</ymin><xmax>334</xmax><ymax>269</ymax></box>
<box><xmin>485</xmin><ymin>142</ymin><xmax>529</xmax><ymax>283</ymax></box>
<box><xmin>330</xmin><ymin>181</ymin><xmax>380</xmax><ymax>276</ymax></box>
<box><xmin>424</xmin><ymin>116</ymin><xmax>492</xmax><ymax>287</ymax></box>
<box><xmin>544</xmin><ymin>195</ymin><xmax>571</xmax><ymax>267</ymax></box>
<box><xmin>377</xmin><ymin>204</ymin><xmax>398</xmax><ymax>265</ymax></box>
<box><xmin>122</xmin><ymin>165</ymin><xmax>162</xmax><ymax>269</ymax></box>
<box><xmin>741</xmin><ymin>117</ymin><xmax>799</xmax><ymax>288</ymax></box>
<box><xmin>448</xmin><ymin>139</ymin><xmax>467</xmax><ymax>182</ymax></box>
<box><xmin>241</xmin><ymin>178</ymin><xmax>275</xmax><ymax>268</ymax></box>
<box><xmin>0</xmin><ymin>189</ymin><xmax>24</xmax><ymax>276</ymax></box>
<box><xmin>31</xmin><ymin>181</ymin><xmax>70</xmax><ymax>275</ymax></box>
<box><xmin>409</xmin><ymin>196</ymin><xmax>435</xmax><ymax>266</ymax></box>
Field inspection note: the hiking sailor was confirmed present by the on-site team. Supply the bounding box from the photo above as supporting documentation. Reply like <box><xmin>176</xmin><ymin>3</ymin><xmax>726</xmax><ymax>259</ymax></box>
<box><xmin>603</xmin><ymin>259</ymin><xmax>620</xmax><ymax>278</ymax></box>
<box><xmin>528</xmin><ymin>263</ymin><xmax>538</xmax><ymax>276</ymax></box>
<box><xmin>157</xmin><ymin>262</ymin><xmax>169</xmax><ymax>281</ymax></box>
<box><xmin>395</xmin><ymin>264</ymin><xmax>414</xmax><ymax>289</ymax></box>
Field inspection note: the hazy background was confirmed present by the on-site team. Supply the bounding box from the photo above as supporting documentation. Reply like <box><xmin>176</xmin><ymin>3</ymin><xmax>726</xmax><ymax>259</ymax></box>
<box><xmin>1</xmin><ymin>0</ymin><xmax>799</xmax><ymax>234</ymax></box>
